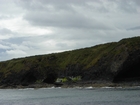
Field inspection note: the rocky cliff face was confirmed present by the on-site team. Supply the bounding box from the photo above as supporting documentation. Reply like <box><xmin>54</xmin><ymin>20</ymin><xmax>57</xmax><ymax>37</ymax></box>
<box><xmin>0</xmin><ymin>36</ymin><xmax>140</xmax><ymax>86</ymax></box>
<box><xmin>113</xmin><ymin>49</ymin><xmax>140</xmax><ymax>82</ymax></box>
<box><xmin>63</xmin><ymin>37</ymin><xmax>140</xmax><ymax>83</ymax></box>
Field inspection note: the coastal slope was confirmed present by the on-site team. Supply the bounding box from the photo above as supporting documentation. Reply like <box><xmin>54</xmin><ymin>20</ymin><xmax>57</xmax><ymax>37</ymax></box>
<box><xmin>0</xmin><ymin>36</ymin><xmax>140</xmax><ymax>87</ymax></box>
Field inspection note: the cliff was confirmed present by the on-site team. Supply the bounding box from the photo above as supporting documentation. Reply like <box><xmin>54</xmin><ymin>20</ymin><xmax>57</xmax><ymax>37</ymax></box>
<box><xmin>0</xmin><ymin>36</ymin><xmax>140</xmax><ymax>87</ymax></box>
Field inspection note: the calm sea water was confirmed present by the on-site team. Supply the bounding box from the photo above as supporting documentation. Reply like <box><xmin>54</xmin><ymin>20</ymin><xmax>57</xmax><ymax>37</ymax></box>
<box><xmin>0</xmin><ymin>87</ymin><xmax>140</xmax><ymax>105</ymax></box>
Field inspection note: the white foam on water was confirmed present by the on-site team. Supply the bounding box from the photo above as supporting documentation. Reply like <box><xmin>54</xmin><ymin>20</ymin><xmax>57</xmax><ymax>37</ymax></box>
<box><xmin>75</xmin><ymin>86</ymin><xmax>83</xmax><ymax>89</ymax></box>
<box><xmin>18</xmin><ymin>88</ymin><xmax>34</xmax><ymax>90</ymax></box>
<box><xmin>101</xmin><ymin>86</ymin><xmax>115</xmax><ymax>89</ymax></box>
<box><xmin>85</xmin><ymin>86</ymin><xmax>93</xmax><ymax>89</ymax></box>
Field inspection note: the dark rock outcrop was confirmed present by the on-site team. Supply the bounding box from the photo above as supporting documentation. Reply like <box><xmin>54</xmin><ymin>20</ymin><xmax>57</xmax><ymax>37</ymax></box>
<box><xmin>113</xmin><ymin>49</ymin><xmax>140</xmax><ymax>82</ymax></box>
<box><xmin>43</xmin><ymin>71</ymin><xmax>58</xmax><ymax>84</ymax></box>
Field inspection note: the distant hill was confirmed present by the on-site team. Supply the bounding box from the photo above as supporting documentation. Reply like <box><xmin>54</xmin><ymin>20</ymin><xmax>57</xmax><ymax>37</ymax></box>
<box><xmin>0</xmin><ymin>36</ymin><xmax>140</xmax><ymax>87</ymax></box>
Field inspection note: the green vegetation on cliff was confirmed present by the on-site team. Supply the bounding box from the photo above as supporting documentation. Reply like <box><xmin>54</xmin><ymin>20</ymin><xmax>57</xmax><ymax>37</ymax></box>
<box><xmin>0</xmin><ymin>36</ymin><xmax>140</xmax><ymax>86</ymax></box>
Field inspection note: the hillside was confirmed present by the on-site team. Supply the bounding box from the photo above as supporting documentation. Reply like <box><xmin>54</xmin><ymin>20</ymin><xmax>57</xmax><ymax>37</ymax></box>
<box><xmin>0</xmin><ymin>36</ymin><xmax>140</xmax><ymax>87</ymax></box>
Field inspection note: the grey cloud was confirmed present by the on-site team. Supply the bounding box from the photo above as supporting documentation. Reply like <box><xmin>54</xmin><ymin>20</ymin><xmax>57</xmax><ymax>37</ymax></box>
<box><xmin>0</xmin><ymin>0</ymin><xmax>22</xmax><ymax>15</ymax></box>
<box><xmin>24</xmin><ymin>11</ymin><xmax>111</xmax><ymax>30</ymax></box>
<box><xmin>20</xmin><ymin>0</ymin><xmax>113</xmax><ymax>30</ymax></box>
<box><xmin>0</xmin><ymin>48</ymin><xmax>5</xmax><ymax>51</ymax></box>
<box><xmin>17</xmin><ymin>0</ymin><xmax>91</xmax><ymax>10</ymax></box>
<box><xmin>0</xmin><ymin>0</ymin><xmax>140</xmax><ymax>61</ymax></box>
<box><xmin>116</xmin><ymin>0</ymin><xmax>138</xmax><ymax>13</ymax></box>
<box><xmin>17</xmin><ymin>0</ymin><xmax>139</xmax><ymax>31</ymax></box>
<box><xmin>0</xmin><ymin>43</ymin><xmax>10</xmax><ymax>49</ymax></box>
<box><xmin>0</xmin><ymin>38</ymin><xmax>30</xmax><ymax>61</ymax></box>
<box><xmin>0</xmin><ymin>15</ymin><xmax>11</xmax><ymax>19</ymax></box>
<box><xmin>0</xmin><ymin>28</ymin><xmax>13</xmax><ymax>35</ymax></box>
<box><xmin>127</xmin><ymin>26</ymin><xmax>140</xmax><ymax>30</ymax></box>
<box><xmin>0</xmin><ymin>28</ymin><xmax>17</xmax><ymax>40</ymax></box>
<box><xmin>4</xmin><ymin>37</ymin><xmax>26</xmax><ymax>44</ymax></box>
<box><xmin>132</xmin><ymin>0</ymin><xmax>140</xmax><ymax>6</ymax></box>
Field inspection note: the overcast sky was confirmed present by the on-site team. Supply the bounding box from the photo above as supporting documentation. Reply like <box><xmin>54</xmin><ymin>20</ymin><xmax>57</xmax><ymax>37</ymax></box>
<box><xmin>0</xmin><ymin>0</ymin><xmax>140</xmax><ymax>61</ymax></box>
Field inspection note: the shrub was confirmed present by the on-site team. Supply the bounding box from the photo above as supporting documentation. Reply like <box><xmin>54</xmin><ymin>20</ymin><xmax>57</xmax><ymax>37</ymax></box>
<box><xmin>71</xmin><ymin>76</ymin><xmax>81</xmax><ymax>82</ymax></box>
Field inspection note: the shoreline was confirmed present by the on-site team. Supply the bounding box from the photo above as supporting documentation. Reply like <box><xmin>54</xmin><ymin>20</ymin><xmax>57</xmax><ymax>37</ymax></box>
<box><xmin>0</xmin><ymin>81</ymin><xmax>140</xmax><ymax>89</ymax></box>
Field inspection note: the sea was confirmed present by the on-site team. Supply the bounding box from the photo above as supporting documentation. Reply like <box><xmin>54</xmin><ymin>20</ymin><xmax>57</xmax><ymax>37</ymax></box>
<box><xmin>0</xmin><ymin>86</ymin><xmax>140</xmax><ymax>105</ymax></box>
